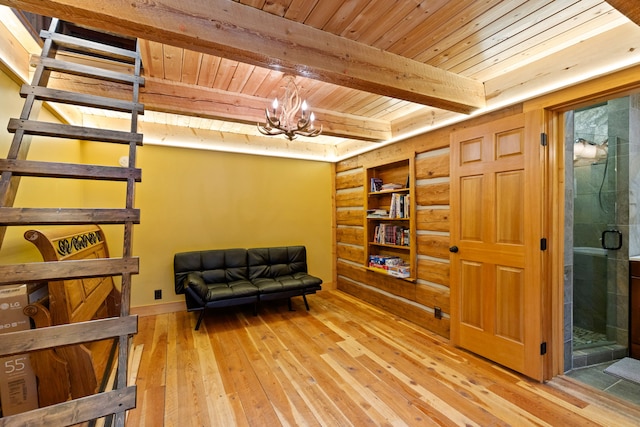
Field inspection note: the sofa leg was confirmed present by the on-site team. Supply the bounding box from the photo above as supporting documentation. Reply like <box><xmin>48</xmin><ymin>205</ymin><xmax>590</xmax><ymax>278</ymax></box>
<box><xmin>253</xmin><ymin>300</ymin><xmax>258</xmax><ymax>316</ymax></box>
<box><xmin>303</xmin><ymin>294</ymin><xmax>310</xmax><ymax>311</ymax></box>
<box><xmin>194</xmin><ymin>309</ymin><xmax>206</xmax><ymax>331</ymax></box>
<box><xmin>287</xmin><ymin>298</ymin><xmax>295</xmax><ymax>311</ymax></box>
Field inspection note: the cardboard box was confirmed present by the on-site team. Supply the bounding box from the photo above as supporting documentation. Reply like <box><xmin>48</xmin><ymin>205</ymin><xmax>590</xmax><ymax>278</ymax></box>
<box><xmin>0</xmin><ymin>284</ymin><xmax>38</xmax><ymax>416</ymax></box>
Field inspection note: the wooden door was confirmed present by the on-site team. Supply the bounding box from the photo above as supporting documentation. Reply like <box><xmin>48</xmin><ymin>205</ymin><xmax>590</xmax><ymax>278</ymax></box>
<box><xmin>450</xmin><ymin>112</ymin><xmax>545</xmax><ymax>381</ymax></box>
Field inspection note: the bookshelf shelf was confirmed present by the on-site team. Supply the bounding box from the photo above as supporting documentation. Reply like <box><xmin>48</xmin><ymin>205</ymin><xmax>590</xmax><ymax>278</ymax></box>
<box><xmin>369</xmin><ymin>242</ymin><xmax>410</xmax><ymax>250</ymax></box>
<box><xmin>364</xmin><ymin>158</ymin><xmax>415</xmax><ymax>280</ymax></box>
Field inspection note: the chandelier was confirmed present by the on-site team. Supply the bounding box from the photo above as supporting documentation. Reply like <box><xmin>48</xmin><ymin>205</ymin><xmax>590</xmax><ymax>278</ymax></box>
<box><xmin>257</xmin><ymin>75</ymin><xmax>322</xmax><ymax>140</ymax></box>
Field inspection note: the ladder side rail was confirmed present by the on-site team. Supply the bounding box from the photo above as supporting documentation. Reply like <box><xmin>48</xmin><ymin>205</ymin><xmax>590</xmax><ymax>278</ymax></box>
<box><xmin>114</xmin><ymin>39</ymin><xmax>144</xmax><ymax>427</ymax></box>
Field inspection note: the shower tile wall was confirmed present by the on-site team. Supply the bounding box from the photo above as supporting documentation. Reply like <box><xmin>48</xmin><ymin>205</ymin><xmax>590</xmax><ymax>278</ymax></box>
<box><xmin>565</xmin><ymin>97</ymin><xmax>633</xmax><ymax>372</ymax></box>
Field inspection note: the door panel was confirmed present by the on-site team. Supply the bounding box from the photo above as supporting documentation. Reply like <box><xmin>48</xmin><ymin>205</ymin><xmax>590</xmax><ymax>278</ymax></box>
<box><xmin>450</xmin><ymin>112</ymin><xmax>544</xmax><ymax>381</ymax></box>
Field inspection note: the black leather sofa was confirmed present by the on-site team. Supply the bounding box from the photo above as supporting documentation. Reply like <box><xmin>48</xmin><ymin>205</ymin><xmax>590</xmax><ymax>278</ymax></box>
<box><xmin>174</xmin><ymin>246</ymin><xmax>323</xmax><ymax>330</ymax></box>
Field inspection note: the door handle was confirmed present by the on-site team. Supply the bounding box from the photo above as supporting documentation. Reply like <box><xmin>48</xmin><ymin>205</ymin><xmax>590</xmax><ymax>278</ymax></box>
<box><xmin>449</xmin><ymin>246</ymin><xmax>459</xmax><ymax>253</ymax></box>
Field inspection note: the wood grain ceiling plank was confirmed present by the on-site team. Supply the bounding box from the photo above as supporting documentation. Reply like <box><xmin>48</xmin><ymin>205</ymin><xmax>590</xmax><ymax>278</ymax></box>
<box><xmin>453</xmin><ymin>1</ymin><xmax>621</xmax><ymax>79</ymax></box>
<box><xmin>303</xmin><ymin>79</ymin><xmax>342</xmax><ymax>110</ymax></box>
<box><xmin>375</xmin><ymin>0</ymin><xmax>462</xmax><ymax>53</ymax></box>
<box><xmin>181</xmin><ymin>49</ymin><xmax>202</xmax><ymax>85</ymax></box>
<box><xmin>161</xmin><ymin>44</ymin><xmax>183</xmax><ymax>81</ymax></box>
<box><xmin>330</xmin><ymin>90</ymin><xmax>377</xmax><ymax>115</ymax></box>
<box><xmin>322</xmin><ymin>0</ymin><xmax>370</xmax><ymax>35</ymax></box>
<box><xmin>196</xmin><ymin>54</ymin><xmax>222</xmax><ymax>87</ymax></box>
<box><xmin>393</xmin><ymin>0</ymin><xmax>509</xmax><ymax>61</ymax></box>
<box><xmin>212</xmin><ymin>58</ymin><xmax>238</xmax><ymax>91</ymax></box>
<box><xmin>303</xmin><ymin>0</ymin><xmax>343</xmax><ymax>29</ymax></box>
<box><xmin>351</xmin><ymin>96</ymin><xmax>400</xmax><ymax>118</ymax></box>
<box><xmin>430</xmin><ymin>0</ymin><xmax>586</xmax><ymax>70</ymax></box>
<box><xmin>227</xmin><ymin>62</ymin><xmax>255</xmax><ymax>93</ymax></box>
<box><xmin>339</xmin><ymin>0</ymin><xmax>398</xmax><ymax>42</ymax></box>
<box><xmin>1</xmin><ymin>0</ymin><xmax>485</xmax><ymax>113</ymax></box>
<box><xmin>283</xmin><ymin>0</ymin><xmax>317</xmax><ymax>22</ymax></box>
<box><xmin>139</xmin><ymin>39</ymin><xmax>163</xmax><ymax>79</ymax></box>
<box><xmin>251</xmin><ymin>70</ymin><xmax>285</xmax><ymax>99</ymax></box>
<box><xmin>314</xmin><ymin>85</ymin><xmax>362</xmax><ymax>112</ymax></box>
<box><xmin>240</xmin><ymin>66</ymin><xmax>271</xmax><ymax>96</ymax></box>
<box><xmin>370</xmin><ymin>101</ymin><xmax>423</xmax><ymax>123</ymax></box>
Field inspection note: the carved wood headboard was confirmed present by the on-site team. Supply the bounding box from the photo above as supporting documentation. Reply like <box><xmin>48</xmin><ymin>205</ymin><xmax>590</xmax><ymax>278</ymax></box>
<box><xmin>24</xmin><ymin>225</ymin><xmax>120</xmax><ymax>325</ymax></box>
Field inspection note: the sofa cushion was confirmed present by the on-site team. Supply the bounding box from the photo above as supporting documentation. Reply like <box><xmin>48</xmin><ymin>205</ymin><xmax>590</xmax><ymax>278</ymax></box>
<box><xmin>185</xmin><ymin>272</ymin><xmax>258</xmax><ymax>302</ymax></box>
<box><xmin>251</xmin><ymin>272</ymin><xmax>322</xmax><ymax>294</ymax></box>
<box><xmin>247</xmin><ymin>246</ymin><xmax>309</xmax><ymax>280</ymax></box>
<box><xmin>174</xmin><ymin>248</ymin><xmax>249</xmax><ymax>294</ymax></box>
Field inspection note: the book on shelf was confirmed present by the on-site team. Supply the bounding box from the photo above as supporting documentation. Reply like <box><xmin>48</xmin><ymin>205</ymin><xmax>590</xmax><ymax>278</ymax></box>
<box><xmin>367</xmin><ymin>208</ymin><xmax>389</xmax><ymax>218</ymax></box>
<box><xmin>368</xmin><ymin>255</ymin><xmax>410</xmax><ymax>278</ymax></box>
<box><xmin>370</xmin><ymin>178</ymin><xmax>383</xmax><ymax>192</ymax></box>
<box><xmin>372</xmin><ymin>224</ymin><xmax>410</xmax><ymax>246</ymax></box>
<box><xmin>388</xmin><ymin>193</ymin><xmax>410</xmax><ymax>218</ymax></box>
<box><xmin>380</xmin><ymin>182</ymin><xmax>404</xmax><ymax>191</ymax></box>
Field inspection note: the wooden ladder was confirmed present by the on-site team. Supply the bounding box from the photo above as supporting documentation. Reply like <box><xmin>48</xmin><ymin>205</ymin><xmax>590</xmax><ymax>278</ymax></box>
<box><xmin>0</xmin><ymin>18</ymin><xmax>143</xmax><ymax>426</ymax></box>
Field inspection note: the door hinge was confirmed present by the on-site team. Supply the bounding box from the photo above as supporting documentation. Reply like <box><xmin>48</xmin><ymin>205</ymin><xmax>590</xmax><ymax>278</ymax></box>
<box><xmin>540</xmin><ymin>342</ymin><xmax>547</xmax><ymax>355</ymax></box>
<box><xmin>540</xmin><ymin>133</ymin><xmax>548</xmax><ymax>146</ymax></box>
<box><xmin>540</xmin><ymin>238</ymin><xmax>547</xmax><ymax>251</ymax></box>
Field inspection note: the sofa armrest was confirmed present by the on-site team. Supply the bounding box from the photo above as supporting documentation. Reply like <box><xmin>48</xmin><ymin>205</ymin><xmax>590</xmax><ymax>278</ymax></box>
<box><xmin>184</xmin><ymin>272</ymin><xmax>208</xmax><ymax>299</ymax></box>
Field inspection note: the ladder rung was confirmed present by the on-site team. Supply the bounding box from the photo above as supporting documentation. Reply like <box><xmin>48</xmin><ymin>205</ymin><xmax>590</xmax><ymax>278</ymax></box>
<box><xmin>8</xmin><ymin>119</ymin><xmax>143</xmax><ymax>145</ymax></box>
<box><xmin>0</xmin><ymin>386</ymin><xmax>136</xmax><ymax>426</ymax></box>
<box><xmin>0</xmin><ymin>207</ymin><xmax>140</xmax><ymax>225</ymax></box>
<box><xmin>1</xmin><ymin>315</ymin><xmax>137</xmax><ymax>356</ymax></box>
<box><xmin>0</xmin><ymin>257</ymin><xmax>139</xmax><ymax>285</ymax></box>
<box><xmin>0</xmin><ymin>159</ymin><xmax>142</xmax><ymax>181</ymax></box>
<box><xmin>21</xmin><ymin>85</ymin><xmax>144</xmax><ymax>114</ymax></box>
<box><xmin>35</xmin><ymin>57</ymin><xmax>144</xmax><ymax>85</ymax></box>
<box><xmin>41</xmin><ymin>30</ymin><xmax>139</xmax><ymax>63</ymax></box>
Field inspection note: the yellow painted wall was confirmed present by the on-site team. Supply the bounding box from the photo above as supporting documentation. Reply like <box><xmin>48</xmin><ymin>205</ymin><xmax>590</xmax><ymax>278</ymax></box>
<box><xmin>0</xmin><ymin>68</ymin><xmax>86</xmax><ymax>264</ymax></box>
<box><xmin>132</xmin><ymin>145</ymin><xmax>333</xmax><ymax>307</ymax></box>
<box><xmin>0</xmin><ymin>68</ymin><xmax>334</xmax><ymax>308</ymax></box>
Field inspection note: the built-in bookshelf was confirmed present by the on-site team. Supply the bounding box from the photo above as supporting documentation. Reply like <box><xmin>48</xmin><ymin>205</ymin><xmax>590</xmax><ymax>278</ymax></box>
<box><xmin>364</xmin><ymin>158</ymin><xmax>415</xmax><ymax>281</ymax></box>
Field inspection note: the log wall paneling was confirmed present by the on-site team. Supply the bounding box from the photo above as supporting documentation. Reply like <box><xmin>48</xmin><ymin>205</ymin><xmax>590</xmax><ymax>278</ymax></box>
<box><xmin>334</xmin><ymin>106</ymin><xmax>531</xmax><ymax>337</ymax></box>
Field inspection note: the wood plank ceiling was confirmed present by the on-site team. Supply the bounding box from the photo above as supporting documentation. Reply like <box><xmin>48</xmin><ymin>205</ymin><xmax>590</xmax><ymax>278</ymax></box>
<box><xmin>1</xmin><ymin>0</ymin><xmax>640</xmax><ymax>161</ymax></box>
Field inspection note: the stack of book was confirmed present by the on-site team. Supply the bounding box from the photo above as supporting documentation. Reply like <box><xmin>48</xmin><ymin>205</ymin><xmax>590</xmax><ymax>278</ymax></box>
<box><xmin>381</xmin><ymin>183</ymin><xmax>403</xmax><ymax>191</ymax></box>
<box><xmin>367</xmin><ymin>208</ymin><xmax>389</xmax><ymax>218</ymax></box>
<box><xmin>389</xmin><ymin>193</ymin><xmax>410</xmax><ymax>218</ymax></box>
<box><xmin>368</xmin><ymin>255</ymin><xmax>410</xmax><ymax>278</ymax></box>
<box><xmin>372</xmin><ymin>224</ymin><xmax>410</xmax><ymax>246</ymax></box>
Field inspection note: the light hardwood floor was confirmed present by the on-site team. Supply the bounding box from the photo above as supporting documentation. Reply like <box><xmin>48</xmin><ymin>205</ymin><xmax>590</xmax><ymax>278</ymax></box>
<box><xmin>127</xmin><ymin>290</ymin><xmax>640</xmax><ymax>426</ymax></box>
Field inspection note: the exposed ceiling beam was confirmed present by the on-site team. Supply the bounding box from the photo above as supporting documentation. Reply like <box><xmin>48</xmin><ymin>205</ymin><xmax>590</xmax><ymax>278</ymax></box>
<box><xmin>46</xmin><ymin>73</ymin><xmax>392</xmax><ymax>141</ymax></box>
<box><xmin>0</xmin><ymin>0</ymin><xmax>486</xmax><ymax>114</ymax></box>
<box><xmin>606</xmin><ymin>0</ymin><xmax>640</xmax><ymax>26</ymax></box>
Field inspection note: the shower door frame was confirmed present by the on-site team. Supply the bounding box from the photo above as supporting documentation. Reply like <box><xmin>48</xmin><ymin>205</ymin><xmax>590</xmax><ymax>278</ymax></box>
<box><xmin>533</xmin><ymin>67</ymin><xmax>640</xmax><ymax>377</ymax></box>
